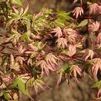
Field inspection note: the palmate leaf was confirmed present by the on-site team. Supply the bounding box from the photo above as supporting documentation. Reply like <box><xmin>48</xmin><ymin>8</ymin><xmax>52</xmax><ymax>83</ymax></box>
<box><xmin>11</xmin><ymin>0</ymin><xmax>23</xmax><ymax>6</ymax></box>
<box><xmin>57</xmin><ymin>11</ymin><xmax>71</xmax><ymax>20</ymax></box>
<box><xmin>54</xmin><ymin>18</ymin><xmax>65</xmax><ymax>27</ymax></box>
<box><xmin>3</xmin><ymin>92</ymin><xmax>12</xmax><ymax>101</ymax></box>
<box><xmin>78</xmin><ymin>19</ymin><xmax>88</xmax><ymax>27</ymax></box>
<box><xmin>6</xmin><ymin>29</ymin><xmax>21</xmax><ymax>44</ymax></box>
<box><xmin>34</xmin><ymin>41</ymin><xmax>45</xmax><ymax>50</ymax></box>
<box><xmin>32</xmin><ymin>8</ymin><xmax>52</xmax><ymax>32</ymax></box>
<box><xmin>54</xmin><ymin>11</ymin><xmax>71</xmax><ymax>27</ymax></box>
<box><xmin>57</xmin><ymin>63</ymin><xmax>70</xmax><ymax>85</ymax></box>
<box><xmin>21</xmin><ymin>31</ymin><xmax>31</xmax><ymax>42</ymax></box>
<box><xmin>7</xmin><ymin>6</ymin><xmax>30</xmax><ymax>29</ymax></box>
<box><xmin>26</xmin><ymin>77</ymin><xmax>45</xmax><ymax>93</ymax></box>
<box><xmin>33</xmin><ymin>15</ymin><xmax>48</xmax><ymax>32</ymax></box>
<box><xmin>12</xmin><ymin>77</ymin><xmax>30</xmax><ymax>96</ymax></box>
<box><xmin>0</xmin><ymin>90</ymin><xmax>14</xmax><ymax>101</ymax></box>
<box><xmin>10</xmin><ymin>54</ymin><xmax>20</xmax><ymax>71</ymax></box>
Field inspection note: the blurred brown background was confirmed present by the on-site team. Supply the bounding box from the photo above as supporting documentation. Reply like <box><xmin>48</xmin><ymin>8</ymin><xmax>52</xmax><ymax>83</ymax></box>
<box><xmin>19</xmin><ymin>73</ymin><xmax>96</xmax><ymax>101</ymax></box>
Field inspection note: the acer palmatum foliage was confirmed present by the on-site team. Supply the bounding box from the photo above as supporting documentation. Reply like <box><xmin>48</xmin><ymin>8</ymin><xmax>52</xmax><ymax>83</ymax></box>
<box><xmin>88</xmin><ymin>21</ymin><xmax>100</xmax><ymax>32</ymax></box>
<box><xmin>91</xmin><ymin>58</ymin><xmax>101</xmax><ymax>80</ymax></box>
<box><xmin>96</xmin><ymin>32</ymin><xmax>101</xmax><ymax>44</ymax></box>
<box><xmin>52</xmin><ymin>27</ymin><xmax>63</xmax><ymax>38</ymax></box>
<box><xmin>63</xmin><ymin>28</ymin><xmax>78</xmax><ymax>44</ymax></box>
<box><xmin>0</xmin><ymin>0</ymin><xmax>101</xmax><ymax>100</ymax></box>
<box><xmin>56</xmin><ymin>37</ymin><xmax>68</xmax><ymax>48</ymax></box>
<box><xmin>83</xmin><ymin>49</ymin><xmax>94</xmax><ymax>61</ymax></box>
<box><xmin>36</xmin><ymin>53</ymin><xmax>58</xmax><ymax>75</ymax></box>
<box><xmin>70</xmin><ymin>65</ymin><xmax>82</xmax><ymax>80</ymax></box>
<box><xmin>89</xmin><ymin>3</ymin><xmax>99</xmax><ymax>14</ymax></box>
<box><xmin>72</xmin><ymin>7</ymin><xmax>84</xmax><ymax>18</ymax></box>
<box><xmin>67</xmin><ymin>45</ymin><xmax>76</xmax><ymax>57</ymax></box>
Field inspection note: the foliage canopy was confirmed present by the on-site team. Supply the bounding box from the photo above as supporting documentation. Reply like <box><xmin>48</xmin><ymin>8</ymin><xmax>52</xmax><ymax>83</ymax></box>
<box><xmin>0</xmin><ymin>0</ymin><xmax>101</xmax><ymax>100</ymax></box>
